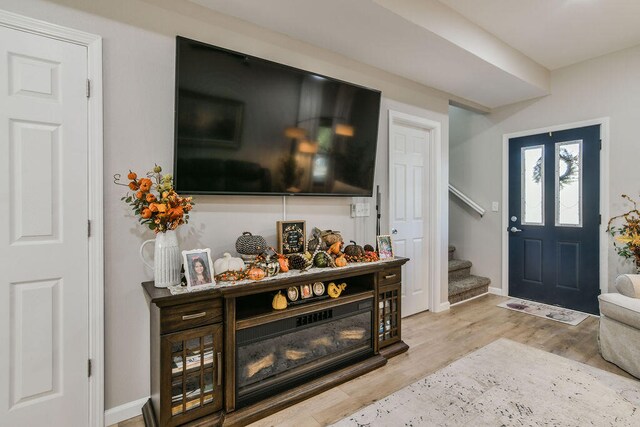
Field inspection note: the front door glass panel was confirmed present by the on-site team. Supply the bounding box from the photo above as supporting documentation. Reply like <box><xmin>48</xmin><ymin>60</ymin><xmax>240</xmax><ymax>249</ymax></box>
<box><xmin>555</xmin><ymin>140</ymin><xmax>582</xmax><ymax>227</ymax></box>
<box><xmin>521</xmin><ymin>145</ymin><xmax>544</xmax><ymax>225</ymax></box>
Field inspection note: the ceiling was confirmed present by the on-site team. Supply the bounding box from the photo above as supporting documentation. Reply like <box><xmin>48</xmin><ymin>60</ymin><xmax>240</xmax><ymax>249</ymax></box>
<box><xmin>189</xmin><ymin>0</ymin><xmax>640</xmax><ymax>109</ymax></box>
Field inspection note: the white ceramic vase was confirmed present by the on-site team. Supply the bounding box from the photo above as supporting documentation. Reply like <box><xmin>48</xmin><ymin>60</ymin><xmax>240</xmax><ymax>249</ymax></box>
<box><xmin>139</xmin><ymin>229</ymin><xmax>182</xmax><ymax>288</ymax></box>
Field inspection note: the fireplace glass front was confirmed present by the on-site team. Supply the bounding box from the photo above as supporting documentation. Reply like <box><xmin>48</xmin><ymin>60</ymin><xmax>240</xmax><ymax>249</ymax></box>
<box><xmin>236</xmin><ymin>298</ymin><xmax>373</xmax><ymax>407</ymax></box>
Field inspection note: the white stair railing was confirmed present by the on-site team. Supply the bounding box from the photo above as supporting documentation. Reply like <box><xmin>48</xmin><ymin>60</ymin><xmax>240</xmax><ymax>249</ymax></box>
<box><xmin>449</xmin><ymin>184</ymin><xmax>485</xmax><ymax>217</ymax></box>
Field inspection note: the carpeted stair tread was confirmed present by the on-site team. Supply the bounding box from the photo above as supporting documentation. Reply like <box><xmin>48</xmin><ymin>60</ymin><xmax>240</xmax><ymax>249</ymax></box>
<box><xmin>449</xmin><ymin>275</ymin><xmax>491</xmax><ymax>297</ymax></box>
<box><xmin>448</xmin><ymin>259</ymin><xmax>472</xmax><ymax>272</ymax></box>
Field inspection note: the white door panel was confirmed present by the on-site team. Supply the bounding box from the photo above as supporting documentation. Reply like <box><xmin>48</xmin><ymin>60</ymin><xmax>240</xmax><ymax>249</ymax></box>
<box><xmin>0</xmin><ymin>26</ymin><xmax>89</xmax><ymax>426</ymax></box>
<box><xmin>389</xmin><ymin>122</ymin><xmax>429</xmax><ymax>316</ymax></box>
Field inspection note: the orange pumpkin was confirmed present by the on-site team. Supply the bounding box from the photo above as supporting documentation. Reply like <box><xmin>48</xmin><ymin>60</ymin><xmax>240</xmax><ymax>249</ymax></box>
<box><xmin>335</xmin><ymin>255</ymin><xmax>347</xmax><ymax>267</ymax></box>
<box><xmin>278</xmin><ymin>256</ymin><xmax>289</xmax><ymax>273</ymax></box>
<box><xmin>247</xmin><ymin>266</ymin><xmax>266</xmax><ymax>281</ymax></box>
<box><xmin>328</xmin><ymin>241</ymin><xmax>342</xmax><ymax>255</ymax></box>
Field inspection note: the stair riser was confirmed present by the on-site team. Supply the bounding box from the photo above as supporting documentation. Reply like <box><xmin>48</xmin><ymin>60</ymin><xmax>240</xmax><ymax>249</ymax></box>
<box><xmin>449</xmin><ymin>267</ymin><xmax>471</xmax><ymax>282</ymax></box>
<box><xmin>449</xmin><ymin>285</ymin><xmax>489</xmax><ymax>304</ymax></box>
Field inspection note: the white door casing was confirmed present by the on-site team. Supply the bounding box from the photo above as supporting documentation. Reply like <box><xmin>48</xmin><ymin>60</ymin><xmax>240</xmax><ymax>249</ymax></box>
<box><xmin>389</xmin><ymin>113</ymin><xmax>431</xmax><ymax>316</ymax></box>
<box><xmin>0</xmin><ymin>24</ymin><xmax>91</xmax><ymax>427</ymax></box>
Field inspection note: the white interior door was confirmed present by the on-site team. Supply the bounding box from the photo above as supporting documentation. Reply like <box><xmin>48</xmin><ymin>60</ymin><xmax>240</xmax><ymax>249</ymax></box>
<box><xmin>389</xmin><ymin>116</ymin><xmax>430</xmax><ymax>317</ymax></box>
<box><xmin>0</xmin><ymin>26</ymin><xmax>89</xmax><ymax>426</ymax></box>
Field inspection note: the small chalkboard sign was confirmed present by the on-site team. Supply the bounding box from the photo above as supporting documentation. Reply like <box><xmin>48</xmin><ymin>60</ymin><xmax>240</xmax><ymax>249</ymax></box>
<box><xmin>277</xmin><ymin>220</ymin><xmax>306</xmax><ymax>255</ymax></box>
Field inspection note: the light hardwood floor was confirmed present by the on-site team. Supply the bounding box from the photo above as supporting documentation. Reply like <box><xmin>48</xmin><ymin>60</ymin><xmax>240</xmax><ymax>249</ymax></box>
<box><xmin>114</xmin><ymin>294</ymin><xmax>633</xmax><ymax>426</ymax></box>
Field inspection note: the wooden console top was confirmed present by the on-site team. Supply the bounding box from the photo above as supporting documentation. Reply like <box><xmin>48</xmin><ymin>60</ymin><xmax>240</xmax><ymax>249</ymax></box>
<box><xmin>142</xmin><ymin>257</ymin><xmax>409</xmax><ymax>306</ymax></box>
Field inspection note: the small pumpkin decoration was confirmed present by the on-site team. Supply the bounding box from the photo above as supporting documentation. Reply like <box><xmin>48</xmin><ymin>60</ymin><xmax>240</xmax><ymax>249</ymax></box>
<box><xmin>328</xmin><ymin>241</ymin><xmax>342</xmax><ymax>255</ymax></box>
<box><xmin>235</xmin><ymin>232</ymin><xmax>267</xmax><ymax>255</ymax></box>
<box><xmin>313</xmin><ymin>251</ymin><xmax>331</xmax><ymax>268</ymax></box>
<box><xmin>320</xmin><ymin>229</ymin><xmax>343</xmax><ymax>246</ymax></box>
<box><xmin>272</xmin><ymin>291</ymin><xmax>287</xmax><ymax>310</ymax></box>
<box><xmin>335</xmin><ymin>255</ymin><xmax>348</xmax><ymax>267</ymax></box>
<box><xmin>363</xmin><ymin>244</ymin><xmax>375</xmax><ymax>252</ymax></box>
<box><xmin>247</xmin><ymin>265</ymin><xmax>266</xmax><ymax>281</ymax></box>
<box><xmin>213</xmin><ymin>253</ymin><xmax>245</xmax><ymax>274</ymax></box>
<box><xmin>344</xmin><ymin>240</ymin><xmax>365</xmax><ymax>257</ymax></box>
<box><xmin>278</xmin><ymin>255</ymin><xmax>289</xmax><ymax>273</ymax></box>
<box><xmin>327</xmin><ymin>282</ymin><xmax>347</xmax><ymax>298</ymax></box>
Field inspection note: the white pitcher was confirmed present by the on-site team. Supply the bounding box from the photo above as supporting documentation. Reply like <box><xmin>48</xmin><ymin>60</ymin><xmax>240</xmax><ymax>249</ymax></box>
<box><xmin>139</xmin><ymin>229</ymin><xmax>182</xmax><ymax>288</ymax></box>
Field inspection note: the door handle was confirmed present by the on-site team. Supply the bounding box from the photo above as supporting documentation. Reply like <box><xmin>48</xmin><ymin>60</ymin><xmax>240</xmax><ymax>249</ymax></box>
<box><xmin>391</xmin><ymin>228</ymin><xmax>398</xmax><ymax>234</ymax></box>
<box><xmin>509</xmin><ymin>227</ymin><xmax>523</xmax><ymax>233</ymax></box>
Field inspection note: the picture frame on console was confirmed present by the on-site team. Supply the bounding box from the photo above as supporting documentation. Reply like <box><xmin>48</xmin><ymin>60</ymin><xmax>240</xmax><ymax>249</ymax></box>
<box><xmin>277</xmin><ymin>220</ymin><xmax>306</xmax><ymax>255</ymax></box>
<box><xmin>377</xmin><ymin>235</ymin><xmax>394</xmax><ymax>260</ymax></box>
<box><xmin>182</xmin><ymin>248</ymin><xmax>216</xmax><ymax>290</ymax></box>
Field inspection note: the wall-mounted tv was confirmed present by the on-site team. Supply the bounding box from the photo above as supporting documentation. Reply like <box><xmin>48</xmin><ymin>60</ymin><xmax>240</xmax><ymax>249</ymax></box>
<box><xmin>174</xmin><ymin>36</ymin><xmax>382</xmax><ymax>196</ymax></box>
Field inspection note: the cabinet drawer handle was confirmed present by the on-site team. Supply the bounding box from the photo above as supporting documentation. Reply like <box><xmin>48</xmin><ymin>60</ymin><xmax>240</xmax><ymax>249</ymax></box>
<box><xmin>384</xmin><ymin>274</ymin><xmax>397</xmax><ymax>280</ymax></box>
<box><xmin>182</xmin><ymin>312</ymin><xmax>206</xmax><ymax>321</ymax></box>
<box><xmin>217</xmin><ymin>352</ymin><xmax>222</xmax><ymax>386</ymax></box>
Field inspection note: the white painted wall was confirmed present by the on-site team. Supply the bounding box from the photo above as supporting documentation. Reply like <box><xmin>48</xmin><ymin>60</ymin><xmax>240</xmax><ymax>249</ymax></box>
<box><xmin>449</xmin><ymin>43</ymin><xmax>640</xmax><ymax>292</ymax></box>
<box><xmin>1</xmin><ymin>0</ymin><xmax>451</xmax><ymax>412</ymax></box>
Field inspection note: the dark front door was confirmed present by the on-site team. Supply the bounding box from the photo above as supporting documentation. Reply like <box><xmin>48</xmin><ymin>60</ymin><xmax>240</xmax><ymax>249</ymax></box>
<box><xmin>508</xmin><ymin>125</ymin><xmax>600</xmax><ymax>314</ymax></box>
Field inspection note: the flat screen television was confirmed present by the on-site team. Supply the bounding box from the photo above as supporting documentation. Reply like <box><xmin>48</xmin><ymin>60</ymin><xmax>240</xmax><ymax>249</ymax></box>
<box><xmin>174</xmin><ymin>36</ymin><xmax>381</xmax><ymax>196</ymax></box>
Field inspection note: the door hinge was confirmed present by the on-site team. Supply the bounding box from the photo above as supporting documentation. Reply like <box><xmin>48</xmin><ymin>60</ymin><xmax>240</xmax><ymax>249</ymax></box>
<box><xmin>88</xmin><ymin>359</ymin><xmax>92</xmax><ymax>377</ymax></box>
<box><xmin>86</xmin><ymin>79</ymin><xmax>91</xmax><ymax>98</ymax></box>
<box><xmin>88</xmin><ymin>220</ymin><xmax>91</xmax><ymax>237</ymax></box>
<box><xmin>599</xmin><ymin>214</ymin><xmax>602</xmax><ymax>225</ymax></box>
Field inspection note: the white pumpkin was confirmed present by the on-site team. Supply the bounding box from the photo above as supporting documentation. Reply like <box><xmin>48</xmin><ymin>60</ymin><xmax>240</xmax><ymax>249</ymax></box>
<box><xmin>213</xmin><ymin>252</ymin><xmax>245</xmax><ymax>274</ymax></box>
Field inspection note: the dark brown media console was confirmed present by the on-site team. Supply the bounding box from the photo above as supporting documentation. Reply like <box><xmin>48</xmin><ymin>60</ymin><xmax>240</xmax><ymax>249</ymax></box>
<box><xmin>142</xmin><ymin>257</ymin><xmax>409</xmax><ymax>427</ymax></box>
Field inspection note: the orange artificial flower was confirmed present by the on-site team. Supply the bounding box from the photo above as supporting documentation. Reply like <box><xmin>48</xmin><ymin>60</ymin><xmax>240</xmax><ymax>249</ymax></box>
<box><xmin>139</xmin><ymin>178</ymin><xmax>152</xmax><ymax>192</ymax></box>
<box><xmin>168</xmin><ymin>206</ymin><xmax>184</xmax><ymax>220</ymax></box>
<box><xmin>146</xmin><ymin>193</ymin><xmax>156</xmax><ymax>203</ymax></box>
<box><xmin>127</xmin><ymin>171</ymin><xmax>137</xmax><ymax>180</ymax></box>
<box><xmin>149</xmin><ymin>203</ymin><xmax>167</xmax><ymax>213</ymax></box>
<box><xmin>128</xmin><ymin>181</ymin><xmax>138</xmax><ymax>191</ymax></box>
<box><xmin>136</xmin><ymin>191</ymin><xmax>143</xmax><ymax>200</ymax></box>
<box><xmin>141</xmin><ymin>208</ymin><xmax>152</xmax><ymax>219</ymax></box>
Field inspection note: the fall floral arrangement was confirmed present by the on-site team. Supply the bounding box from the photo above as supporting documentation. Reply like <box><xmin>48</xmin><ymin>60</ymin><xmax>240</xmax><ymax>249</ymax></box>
<box><xmin>114</xmin><ymin>165</ymin><xmax>193</xmax><ymax>233</ymax></box>
<box><xmin>607</xmin><ymin>194</ymin><xmax>640</xmax><ymax>272</ymax></box>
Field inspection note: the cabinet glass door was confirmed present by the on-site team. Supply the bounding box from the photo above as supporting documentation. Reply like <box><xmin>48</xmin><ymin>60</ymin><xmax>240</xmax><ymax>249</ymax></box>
<box><xmin>162</xmin><ymin>324</ymin><xmax>223</xmax><ymax>425</ymax></box>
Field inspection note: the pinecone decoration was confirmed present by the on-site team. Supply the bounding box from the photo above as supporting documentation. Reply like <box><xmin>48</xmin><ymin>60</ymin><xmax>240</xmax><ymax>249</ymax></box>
<box><xmin>287</xmin><ymin>254</ymin><xmax>308</xmax><ymax>270</ymax></box>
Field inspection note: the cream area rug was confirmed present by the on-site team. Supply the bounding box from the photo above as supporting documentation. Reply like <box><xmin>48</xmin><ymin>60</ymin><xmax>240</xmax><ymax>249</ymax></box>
<box><xmin>331</xmin><ymin>339</ymin><xmax>640</xmax><ymax>426</ymax></box>
<box><xmin>497</xmin><ymin>298</ymin><xmax>589</xmax><ymax>326</ymax></box>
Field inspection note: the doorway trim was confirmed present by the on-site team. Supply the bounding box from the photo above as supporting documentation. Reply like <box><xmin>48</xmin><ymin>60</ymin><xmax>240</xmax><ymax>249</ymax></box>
<box><xmin>501</xmin><ymin>117</ymin><xmax>610</xmax><ymax>298</ymax></box>
<box><xmin>0</xmin><ymin>10</ymin><xmax>105</xmax><ymax>427</ymax></box>
<box><xmin>388</xmin><ymin>110</ymin><xmax>446</xmax><ymax>313</ymax></box>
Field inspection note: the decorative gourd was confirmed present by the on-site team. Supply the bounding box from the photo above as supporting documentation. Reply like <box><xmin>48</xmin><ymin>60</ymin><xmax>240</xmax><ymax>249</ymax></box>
<box><xmin>327</xmin><ymin>282</ymin><xmax>347</xmax><ymax>298</ymax></box>
<box><xmin>272</xmin><ymin>291</ymin><xmax>287</xmax><ymax>310</ymax></box>
<box><xmin>247</xmin><ymin>266</ymin><xmax>266</xmax><ymax>281</ymax></box>
<box><xmin>335</xmin><ymin>255</ymin><xmax>348</xmax><ymax>267</ymax></box>
<box><xmin>213</xmin><ymin>253</ymin><xmax>244</xmax><ymax>274</ymax></box>
<box><xmin>320</xmin><ymin>229</ymin><xmax>343</xmax><ymax>246</ymax></box>
<box><xmin>313</xmin><ymin>252</ymin><xmax>330</xmax><ymax>268</ymax></box>
<box><xmin>258</xmin><ymin>258</ymin><xmax>280</xmax><ymax>277</ymax></box>
<box><xmin>363</xmin><ymin>244</ymin><xmax>375</xmax><ymax>252</ymax></box>
<box><xmin>278</xmin><ymin>256</ymin><xmax>289</xmax><ymax>273</ymax></box>
<box><xmin>344</xmin><ymin>240</ymin><xmax>365</xmax><ymax>257</ymax></box>
<box><xmin>328</xmin><ymin>241</ymin><xmax>342</xmax><ymax>255</ymax></box>
<box><xmin>235</xmin><ymin>232</ymin><xmax>267</xmax><ymax>255</ymax></box>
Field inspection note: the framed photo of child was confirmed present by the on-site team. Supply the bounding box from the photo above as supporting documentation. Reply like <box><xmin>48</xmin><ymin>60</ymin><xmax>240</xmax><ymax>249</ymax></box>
<box><xmin>376</xmin><ymin>235</ymin><xmax>394</xmax><ymax>260</ymax></box>
<box><xmin>182</xmin><ymin>248</ymin><xmax>215</xmax><ymax>290</ymax></box>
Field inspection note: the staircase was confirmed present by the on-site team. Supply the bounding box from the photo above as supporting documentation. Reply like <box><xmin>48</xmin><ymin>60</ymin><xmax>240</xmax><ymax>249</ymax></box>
<box><xmin>448</xmin><ymin>245</ymin><xmax>491</xmax><ymax>304</ymax></box>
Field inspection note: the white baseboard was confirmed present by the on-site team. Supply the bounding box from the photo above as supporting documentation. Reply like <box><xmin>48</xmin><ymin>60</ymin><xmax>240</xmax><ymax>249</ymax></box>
<box><xmin>435</xmin><ymin>301</ymin><xmax>450</xmax><ymax>312</ymax></box>
<box><xmin>104</xmin><ymin>396</ymin><xmax>149</xmax><ymax>426</ymax></box>
<box><xmin>488</xmin><ymin>287</ymin><xmax>504</xmax><ymax>296</ymax></box>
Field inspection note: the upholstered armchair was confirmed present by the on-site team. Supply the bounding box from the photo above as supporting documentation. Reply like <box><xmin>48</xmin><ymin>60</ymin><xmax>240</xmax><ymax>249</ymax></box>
<box><xmin>598</xmin><ymin>274</ymin><xmax>640</xmax><ymax>379</ymax></box>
